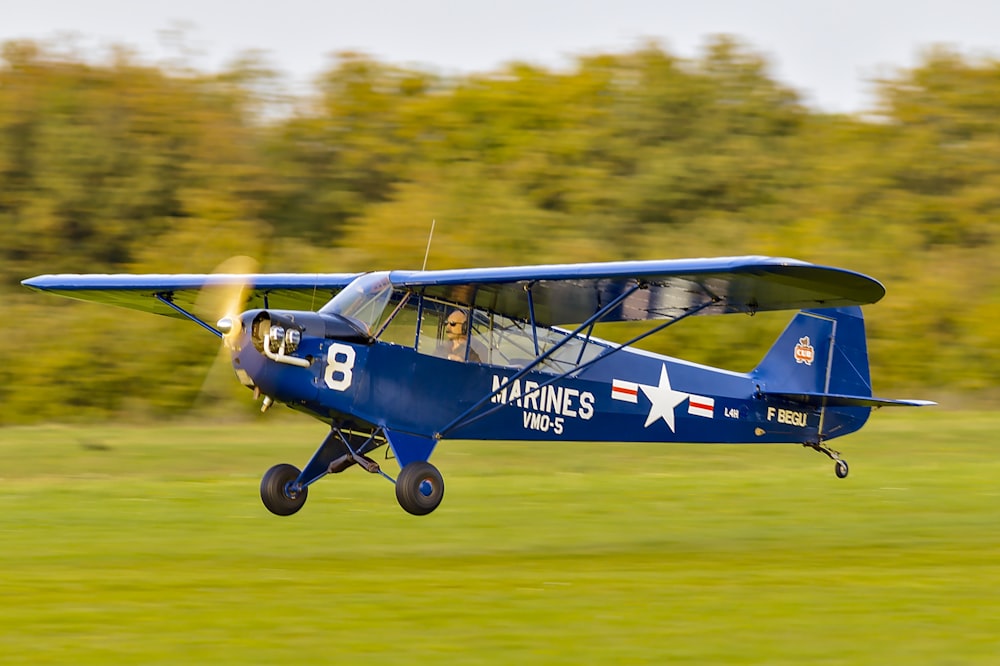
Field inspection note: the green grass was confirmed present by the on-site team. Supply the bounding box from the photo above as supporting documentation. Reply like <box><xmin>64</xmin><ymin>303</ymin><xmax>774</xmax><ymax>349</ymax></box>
<box><xmin>1</xmin><ymin>411</ymin><xmax>998</xmax><ymax>664</ymax></box>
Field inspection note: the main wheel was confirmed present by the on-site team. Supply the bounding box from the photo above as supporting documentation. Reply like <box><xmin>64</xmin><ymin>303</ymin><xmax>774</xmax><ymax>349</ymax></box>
<box><xmin>834</xmin><ymin>459</ymin><xmax>850</xmax><ymax>479</ymax></box>
<box><xmin>395</xmin><ymin>461</ymin><xmax>444</xmax><ymax>516</ymax></box>
<box><xmin>260</xmin><ymin>463</ymin><xmax>308</xmax><ymax>516</ymax></box>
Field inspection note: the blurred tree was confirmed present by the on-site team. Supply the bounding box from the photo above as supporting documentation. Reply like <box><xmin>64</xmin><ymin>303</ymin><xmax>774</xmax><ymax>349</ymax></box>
<box><xmin>256</xmin><ymin>52</ymin><xmax>437</xmax><ymax>241</ymax></box>
<box><xmin>0</xmin><ymin>39</ymin><xmax>272</xmax><ymax>281</ymax></box>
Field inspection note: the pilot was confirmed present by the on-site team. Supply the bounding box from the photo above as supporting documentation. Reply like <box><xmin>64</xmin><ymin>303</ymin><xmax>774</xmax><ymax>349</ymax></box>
<box><xmin>442</xmin><ymin>310</ymin><xmax>482</xmax><ymax>363</ymax></box>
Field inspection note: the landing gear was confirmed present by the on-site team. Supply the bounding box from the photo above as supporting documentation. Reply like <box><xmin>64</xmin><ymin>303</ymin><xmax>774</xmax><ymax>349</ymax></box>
<box><xmin>258</xmin><ymin>425</ymin><xmax>445</xmax><ymax>516</ymax></box>
<box><xmin>805</xmin><ymin>442</ymin><xmax>850</xmax><ymax>479</ymax></box>
<box><xmin>395</xmin><ymin>461</ymin><xmax>445</xmax><ymax>516</ymax></box>
<box><xmin>260</xmin><ymin>463</ymin><xmax>308</xmax><ymax>515</ymax></box>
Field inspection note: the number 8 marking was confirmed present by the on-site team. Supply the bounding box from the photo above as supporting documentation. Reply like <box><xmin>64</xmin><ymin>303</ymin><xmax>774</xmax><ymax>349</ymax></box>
<box><xmin>324</xmin><ymin>343</ymin><xmax>356</xmax><ymax>391</ymax></box>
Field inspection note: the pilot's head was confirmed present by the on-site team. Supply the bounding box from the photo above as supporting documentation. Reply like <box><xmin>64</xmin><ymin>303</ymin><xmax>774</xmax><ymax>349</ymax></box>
<box><xmin>445</xmin><ymin>310</ymin><xmax>468</xmax><ymax>339</ymax></box>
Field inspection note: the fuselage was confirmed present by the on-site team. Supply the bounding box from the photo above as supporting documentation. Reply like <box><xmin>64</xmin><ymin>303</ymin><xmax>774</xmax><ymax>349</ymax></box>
<box><xmin>229</xmin><ymin>313</ymin><xmax>869</xmax><ymax>447</ymax></box>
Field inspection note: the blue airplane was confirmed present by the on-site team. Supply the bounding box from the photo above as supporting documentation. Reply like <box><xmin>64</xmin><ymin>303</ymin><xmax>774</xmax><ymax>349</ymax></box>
<box><xmin>23</xmin><ymin>256</ymin><xmax>933</xmax><ymax>516</ymax></box>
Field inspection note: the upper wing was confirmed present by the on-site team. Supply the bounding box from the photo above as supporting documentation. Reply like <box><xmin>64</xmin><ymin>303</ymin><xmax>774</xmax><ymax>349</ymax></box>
<box><xmin>390</xmin><ymin>256</ymin><xmax>886</xmax><ymax>326</ymax></box>
<box><xmin>22</xmin><ymin>256</ymin><xmax>886</xmax><ymax>328</ymax></box>
<box><xmin>21</xmin><ymin>273</ymin><xmax>359</xmax><ymax>321</ymax></box>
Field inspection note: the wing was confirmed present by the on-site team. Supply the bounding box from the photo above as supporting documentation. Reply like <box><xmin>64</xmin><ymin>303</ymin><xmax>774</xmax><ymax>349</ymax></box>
<box><xmin>21</xmin><ymin>273</ymin><xmax>360</xmax><ymax>320</ymax></box>
<box><xmin>22</xmin><ymin>256</ymin><xmax>885</xmax><ymax>328</ymax></box>
<box><xmin>389</xmin><ymin>256</ymin><xmax>886</xmax><ymax>326</ymax></box>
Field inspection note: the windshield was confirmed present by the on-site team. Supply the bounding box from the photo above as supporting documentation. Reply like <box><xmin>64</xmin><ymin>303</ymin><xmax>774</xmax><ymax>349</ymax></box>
<box><xmin>319</xmin><ymin>272</ymin><xmax>394</xmax><ymax>334</ymax></box>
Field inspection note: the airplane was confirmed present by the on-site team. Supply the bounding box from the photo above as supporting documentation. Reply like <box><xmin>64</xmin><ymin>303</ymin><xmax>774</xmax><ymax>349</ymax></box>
<box><xmin>22</xmin><ymin>255</ymin><xmax>933</xmax><ymax>516</ymax></box>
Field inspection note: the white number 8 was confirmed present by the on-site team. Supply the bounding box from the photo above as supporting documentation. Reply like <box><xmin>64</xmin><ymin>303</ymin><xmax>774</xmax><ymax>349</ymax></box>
<box><xmin>324</xmin><ymin>343</ymin><xmax>356</xmax><ymax>391</ymax></box>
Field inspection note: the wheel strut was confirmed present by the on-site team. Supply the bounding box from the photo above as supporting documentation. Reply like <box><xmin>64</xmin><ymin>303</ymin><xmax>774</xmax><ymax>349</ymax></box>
<box><xmin>804</xmin><ymin>441</ymin><xmax>850</xmax><ymax>479</ymax></box>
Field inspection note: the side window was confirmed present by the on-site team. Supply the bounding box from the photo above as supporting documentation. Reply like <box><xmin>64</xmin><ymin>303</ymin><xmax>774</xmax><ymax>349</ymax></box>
<box><xmin>375</xmin><ymin>293</ymin><xmax>419</xmax><ymax>348</ymax></box>
<box><xmin>414</xmin><ymin>298</ymin><xmax>491</xmax><ymax>364</ymax></box>
<box><xmin>416</xmin><ymin>305</ymin><xmax>447</xmax><ymax>356</ymax></box>
<box><xmin>487</xmin><ymin>317</ymin><xmax>539</xmax><ymax>368</ymax></box>
<box><xmin>485</xmin><ymin>318</ymin><xmax>607</xmax><ymax>373</ymax></box>
<box><xmin>539</xmin><ymin>328</ymin><xmax>606</xmax><ymax>372</ymax></box>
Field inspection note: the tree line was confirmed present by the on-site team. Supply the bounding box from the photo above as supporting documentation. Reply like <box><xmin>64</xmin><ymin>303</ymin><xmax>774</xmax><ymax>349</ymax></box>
<box><xmin>1</xmin><ymin>36</ymin><xmax>997</xmax><ymax>423</ymax></box>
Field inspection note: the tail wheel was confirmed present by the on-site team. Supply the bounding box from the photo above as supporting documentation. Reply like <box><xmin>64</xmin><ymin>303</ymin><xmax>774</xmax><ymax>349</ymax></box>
<box><xmin>395</xmin><ymin>461</ymin><xmax>444</xmax><ymax>516</ymax></box>
<box><xmin>834</xmin><ymin>460</ymin><xmax>850</xmax><ymax>479</ymax></box>
<box><xmin>261</xmin><ymin>463</ymin><xmax>308</xmax><ymax>516</ymax></box>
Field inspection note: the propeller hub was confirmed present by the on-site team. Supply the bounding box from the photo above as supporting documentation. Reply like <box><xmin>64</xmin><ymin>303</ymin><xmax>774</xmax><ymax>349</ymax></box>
<box><xmin>217</xmin><ymin>316</ymin><xmax>235</xmax><ymax>335</ymax></box>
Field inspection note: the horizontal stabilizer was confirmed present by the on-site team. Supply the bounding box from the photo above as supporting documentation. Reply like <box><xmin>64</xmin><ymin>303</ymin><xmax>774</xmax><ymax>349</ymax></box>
<box><xmin>764</xmin><ymin>391</ymin><xmax>936</xmax><ymax>408</ymax></box>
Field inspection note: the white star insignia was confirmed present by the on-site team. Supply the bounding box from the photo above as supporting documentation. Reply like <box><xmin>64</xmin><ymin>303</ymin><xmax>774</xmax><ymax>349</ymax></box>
<box><xmin>639</xmin><ymin>364</ymin><xmax>689</xmax><ymax>432</ymax></box>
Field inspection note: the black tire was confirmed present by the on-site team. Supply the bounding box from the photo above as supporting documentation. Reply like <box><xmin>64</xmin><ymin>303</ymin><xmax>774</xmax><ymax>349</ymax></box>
<box><xmin>395</xmin><ymin>461</ymin><xmax>444</xmax><ymax>516</ymax></box>
<box><xmin>260</xmin><ymin>463</ymin><xmax>308</xmax><ymax>516</ymax></box>
<box><xmin>834</xmin><ymin>460</ymin><xmax>850</xmax><ymax>479</ymax></box>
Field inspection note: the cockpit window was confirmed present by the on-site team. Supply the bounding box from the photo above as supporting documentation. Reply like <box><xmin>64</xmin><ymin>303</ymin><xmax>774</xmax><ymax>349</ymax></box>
<box><xmin>403</xmin><ymin>295</ymin><xmax>607</xmax><ymax>372</ymax></box>
<box><xmin>319</xmin><ymin>272</ymin><xmax>393</xmax><ymax>334</ymax></box>
<box><xmin>322</xmin><ymin>280</ymin><xmax>609</xmax><ymax>372</ymax></box>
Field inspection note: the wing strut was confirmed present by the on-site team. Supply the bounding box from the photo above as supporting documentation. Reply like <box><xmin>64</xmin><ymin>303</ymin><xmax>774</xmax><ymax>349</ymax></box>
<box><xmin>154</xmin><ymin>294</ymin><xmax>222</xmax><ymax>338</ymax></box>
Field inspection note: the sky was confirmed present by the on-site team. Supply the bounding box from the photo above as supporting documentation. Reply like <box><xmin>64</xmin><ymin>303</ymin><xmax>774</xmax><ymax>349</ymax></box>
<box><xmin>3</xmin><ymin>0</ymin><xmax>1000</xmax><ymax>113</ymax></box>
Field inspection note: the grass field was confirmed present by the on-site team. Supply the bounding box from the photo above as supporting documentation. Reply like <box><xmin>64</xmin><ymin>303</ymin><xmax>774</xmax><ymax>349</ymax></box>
<box><xmin>1</xmin><ymin>411</ymin><xmax>997</xmax><ymax>664</ymax></box>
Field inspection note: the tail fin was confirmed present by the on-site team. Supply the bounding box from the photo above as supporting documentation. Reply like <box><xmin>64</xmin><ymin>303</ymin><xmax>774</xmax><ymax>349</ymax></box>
<box><xmin>753</xmin><ymin>306</ymin><xmax>934</xmax><ymax>408</ymax></box>
<box><xmin>753</xmin><ymin>306</ymin><xmax>871</xmax><ymax>397</ymax></box>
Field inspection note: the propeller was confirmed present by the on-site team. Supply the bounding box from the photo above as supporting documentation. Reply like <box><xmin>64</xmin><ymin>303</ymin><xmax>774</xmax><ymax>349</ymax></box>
<box><xmin>196</xmin><ymin>255</ymin><xmax>260</xmax><ymax>345</ymax></box>
<box><xmin>194</xmin><ymin>256</ymin><xmax>260</xmax><ymax>412</ymax></box>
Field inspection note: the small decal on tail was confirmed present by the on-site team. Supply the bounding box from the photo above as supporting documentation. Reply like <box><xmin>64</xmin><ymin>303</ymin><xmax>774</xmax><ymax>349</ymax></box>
<box><xmin>794</xmin><ymin>336</ymin><xmax>815</xmax><ymax>365</ymax></box>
